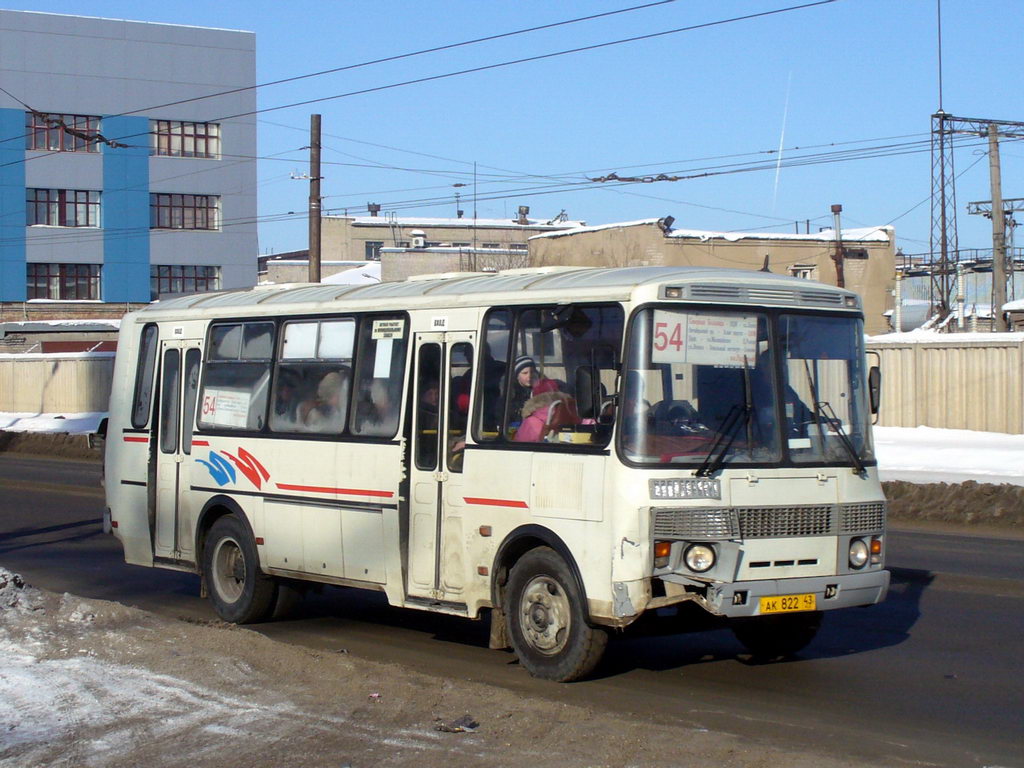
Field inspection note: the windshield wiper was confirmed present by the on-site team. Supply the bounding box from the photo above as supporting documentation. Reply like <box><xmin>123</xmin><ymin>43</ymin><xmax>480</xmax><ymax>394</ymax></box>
<box><xmin>813</xmin><ymin>400</ymin><xmax>865</xmax><ymax>475</ymax></box>
<box><xmin>695</xmin><ymin>356</ymin><xmax>756</xmax><ymax>478</ymax></box>
<box><xmin>694</xmin><ymin>404</ymin><xmax>749</xmax><ymax>477</ymax></box>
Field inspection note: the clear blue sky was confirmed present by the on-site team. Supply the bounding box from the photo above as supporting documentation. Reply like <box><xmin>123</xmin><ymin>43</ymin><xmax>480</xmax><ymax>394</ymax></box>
<box><xmin>8</xmin><ymin>0</ymin><xmax>1023</xmax><ymax>256</ymax></box>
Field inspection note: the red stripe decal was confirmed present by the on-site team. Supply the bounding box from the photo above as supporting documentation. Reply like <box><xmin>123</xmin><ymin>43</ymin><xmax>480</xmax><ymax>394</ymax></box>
<box><xmin>275</xmin><ymin>483</ymin><xmax>394</xmax><ymax>499</ymax></box>
<box><xmin>123</xmin><ymin>436</ymin><xmax>149</xmax><ymax>443</ymax></box>
<box><xmin>464</xmin><ymin>497</ymin><xmax>529</xmax><ymax>509</ymax></box>
<box><xmin>193</xmin><ymin>439</ymin><xmax>210</xmax><ymax>447</ymax></box>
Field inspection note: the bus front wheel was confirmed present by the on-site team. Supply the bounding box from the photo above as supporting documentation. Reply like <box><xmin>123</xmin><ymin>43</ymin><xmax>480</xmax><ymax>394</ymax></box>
<box><xmin>204</xmin><ymin>515</ymin><xmax>276</xmax><ymax>624</ymax></box>
<box><xmin>506</xmin><ymin>547</ymin><xmax>608</xmax><ymax>682</ymax></box>
<box><xmin>731</xmin><ymin>611</ymin><xmax>823</xmax><ymax>660</ymax></box>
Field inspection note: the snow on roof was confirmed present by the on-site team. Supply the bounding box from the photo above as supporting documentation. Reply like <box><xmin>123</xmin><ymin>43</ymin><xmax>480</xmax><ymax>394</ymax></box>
<box><xmin>1</xmin><ymin>319</ymin><xmax>121</xmax><ymax>332</ymax></box>
<box><xmin>335</xmin><ymin>216</ymin><xmax>584</xmax><ymax>230</ymax></box>
<box><xmin>867</xmin><ymin>329</ymin><xmax>1024</xmax><ymax>343</ymax></box>
<box><xmin>530</xmin><ymin>219</ymin><xmax>661</xmax><ymax>240</ymax></box>
<box><xmin>531</xmin><ymin>219</ymin><xmax>893</xmax><ymax>243</ymax></box>
<box><xmin>321</xmin><ymin>262</ymin><xmax>381</xmax><ymax>285</ymax></box>
<box><xmin>1003</xmin><ymin>298</ymin><xmax>1024</xmax><ymax>311</ymax></box>
<box><xmin>668</xmin><ymin>225</ymin><xmax>892</xmax><ymax>243</ymax></box>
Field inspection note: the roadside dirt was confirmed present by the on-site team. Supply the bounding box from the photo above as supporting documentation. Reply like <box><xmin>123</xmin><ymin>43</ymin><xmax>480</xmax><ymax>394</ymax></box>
<box><xmin>0</xmin><ymin>431</ymin><xmax>98</xmax><ymax>460</ymax></box>
<box><xmin>0</xmin><ymin>571</ymin><xmax>875</xmax><ymax>768</ymax></box>
<box><xmin>883</xmin><ymin>479</ymin><xmax>1024</xmax><ymax>530</ymax></box>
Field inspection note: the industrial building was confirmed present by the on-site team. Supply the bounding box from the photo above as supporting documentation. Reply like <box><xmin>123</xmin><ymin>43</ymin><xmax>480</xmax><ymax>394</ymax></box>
<box><xmin>0</xmin><ymin>10</ymin><xmax>257</xmax><ymax>317</ymax></box>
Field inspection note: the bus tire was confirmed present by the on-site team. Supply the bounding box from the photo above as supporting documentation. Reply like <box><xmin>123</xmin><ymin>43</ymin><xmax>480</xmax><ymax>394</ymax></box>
<box><xmin>731</xmin><ymin>611</ymin><xmax>823</xmax><ymax>660</ymax></box>
<box><xmin>204</xmin><ymin>515</ymin><xmax>276</xmax><ymax>624</ymax></box>
<box><xmin>506</xmin><ymin>546</ymin><xmax>608</xmax><ymax>682</ymax></box>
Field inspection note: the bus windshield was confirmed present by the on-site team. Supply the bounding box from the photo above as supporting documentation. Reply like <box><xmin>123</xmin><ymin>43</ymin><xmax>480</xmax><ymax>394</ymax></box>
<box><xmin>621</xmin><ymin>308</ymin><xmax>780</xmax><ymax>466</ymax></box>
<box><xmin>778</xmin><ymin>313</ymin><xmax>873</xmax><ymax>465</ymax></box>
<box><xmin>620</xmin><ymin>307</ymin><xmax>872</xmax><ymax>468</ymax></box>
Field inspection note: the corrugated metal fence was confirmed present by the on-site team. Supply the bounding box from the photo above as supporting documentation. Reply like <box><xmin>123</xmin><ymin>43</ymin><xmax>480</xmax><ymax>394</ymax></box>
<box><xmin>1</xmin><ymin>342</ymin><xmax>1022</xmax><ymax>434</ymax></box>
<box><xmin>0</xmin><ymin>353</ymin><xmax>115</xmax><ymax>414</ymax></box>
<box><xmin>867</xmin><ymin>336</ymin><xmax>1024</xmax><ymax>434</ymax></box>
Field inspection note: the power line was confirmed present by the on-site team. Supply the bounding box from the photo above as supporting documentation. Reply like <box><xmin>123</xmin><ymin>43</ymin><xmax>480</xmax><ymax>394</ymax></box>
<box><xmin>0</xmin><ymin>1</ymin><xmax>679</xmax><ymax>150</ymax></box>
<box><xmin>1</xmin><ymin>1</ymin><xmax>838</xmax><ymax>173</ymax></box>
<box><xmin>213</xmin><ymin>1</ymin><xmax>840</xmax><ymax>123</ymax></box>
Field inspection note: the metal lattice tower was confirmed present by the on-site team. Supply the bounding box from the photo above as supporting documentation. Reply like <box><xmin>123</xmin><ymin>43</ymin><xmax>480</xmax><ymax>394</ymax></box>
<box><xmin>930</xmin><ymin>113</ymin><xmax>1024</xmax><ymax>316</ymax></box>
<box><xmin>930</xmin><ymin>112</ymin><xmax>958</xmax><ymax>314</ymax></box>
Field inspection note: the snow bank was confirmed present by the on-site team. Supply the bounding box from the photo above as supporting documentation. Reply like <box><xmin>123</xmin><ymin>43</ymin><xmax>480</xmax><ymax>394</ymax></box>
<box><xmin>0</xmin><ymin>411</ymin><xmax>106</xmax><ymax>434</ymax></box>
<box><xmin>875</xmin><ymin>426</ymin><xmax>1024</xmax><ymax>486</ymax></box>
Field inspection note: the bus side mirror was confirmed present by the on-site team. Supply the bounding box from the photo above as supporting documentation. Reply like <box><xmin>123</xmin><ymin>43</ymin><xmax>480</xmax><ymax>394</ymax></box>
<box><xmin>868</xmin><ymin>366</ymin><xmax>881</xmax><ymax>415</ymax></box>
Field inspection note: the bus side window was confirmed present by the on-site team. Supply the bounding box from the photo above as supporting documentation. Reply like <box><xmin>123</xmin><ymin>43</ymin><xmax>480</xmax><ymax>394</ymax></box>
<box><xmin>271</xmin><ymin>318</ymin><xmax>354</xmax><ymax>434</ymax></box>
<box><xmin>474</xmin><ymin>309</ymin><xmax>510</xmax><ymax>441</ymax></box>
<box><xmin>131</xmin><ymin>324</ymin><xmax>159</xmax><ymax>428</ymax></box>
<box><xmin>351</xmin><ymin>315</ymin><xmax>408</xmax><ymax>438</ymax></box>
<box><xmin>197</xmin><ymin>321</ymin><xmax>274</xmax><ymax>432</ymax></box>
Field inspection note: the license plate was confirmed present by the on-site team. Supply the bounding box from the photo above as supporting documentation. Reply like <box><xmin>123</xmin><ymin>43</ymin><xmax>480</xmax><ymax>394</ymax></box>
<box><xmin>759</xmin><ymin>593</ymin><xmax>816</xmax><ymax>614</ymax></box>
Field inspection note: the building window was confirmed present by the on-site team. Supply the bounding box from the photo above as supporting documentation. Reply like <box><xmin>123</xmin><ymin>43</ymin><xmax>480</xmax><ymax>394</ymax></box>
<box><xmin>25</xmin><ymin>112</ymin><xmax>101</xmax><ymax>153</ymax></box>
<box><xmin>482</xmin><ymin>243</ymin><xmax>501</xmax><ymax>249</ymax></box>
<box><xmin>150</xmin><ymin>265</ymin><xmax>221</xmax><ymax>298</ymax></box>
<box><xmin>789</xmin><ymin>264</ymin><xmax>817</xmax><ymax>280</ymax></box>
<box><xmin>151</xmin><ymin>120</ymin><xmax>221</xmax><ymax>158</ymax></box>
<box><xmin>27</xmin><ymin>263</ymin><xmax>101</xmax><ymax>300</ymax></box>
<box><xmin>509</xmin><ymin>243</ymin><xmax>528</xmax><ymax>251</ymax></box>
<box><xmin>150</xmin><ymin>194</ymin><xmax>220</xmax><ymax>230</ymax></box>
<box><xmin>364</xmin><ymin>241</ymin><xmax>384</xmax><ymax>260</ymax></box>
<box><xmin>27</xmin><ymin>189</ymin><xmax>100</xmax><ymax>227</ymax></box>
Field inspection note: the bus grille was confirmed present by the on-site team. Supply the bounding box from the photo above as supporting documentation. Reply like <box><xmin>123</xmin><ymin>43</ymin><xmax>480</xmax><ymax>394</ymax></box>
<box><xmin>652</xmin><ymin>502</ymin><xmax>886</xmax><ymax>540</ymax></box>
<box><xmin>738</xmin><ymin>505</ymin><xmax>833</xmax><ymax>537</ymax></box>
<box><xmin>652</xmin><ymin>508</ymin><xmax>739</xmax><ymax>539</ymax></box>
<box><xmin>839</xmin><ymin>502</ymin><xmax>887</xmax><ymax>533</ymax></box>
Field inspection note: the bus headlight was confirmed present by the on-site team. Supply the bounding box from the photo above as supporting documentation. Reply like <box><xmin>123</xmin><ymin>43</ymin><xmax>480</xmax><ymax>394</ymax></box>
<box><xmin>848</xmin><ymin>538</ymin><xmax>869</xmax><ymax>569</ymax></box>
<box><xmin>684</xmin><ymin>543</ymin><xmax>716</xmax><ymax>573</ymax></box>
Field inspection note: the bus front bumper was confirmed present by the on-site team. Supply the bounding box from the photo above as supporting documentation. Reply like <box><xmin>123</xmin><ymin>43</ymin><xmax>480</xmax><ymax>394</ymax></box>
<box><xmin>690</xmin><ymin>569</ymin><xmax>890</xmax><ymax>618</ymax></box>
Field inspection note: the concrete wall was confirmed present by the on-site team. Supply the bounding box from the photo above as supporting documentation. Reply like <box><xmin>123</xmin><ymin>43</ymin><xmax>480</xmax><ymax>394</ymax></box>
<box><xmin>0</xmin><ymin>353</ymin><xmax>114</xmax><ymax>412</ymax></box>
<box><xmin>868</xmin><ymin>336</ymin><xmax>1024</xmax><ymax>434</ymax></box>
<box><xmin>531</xmin><ymin>221</ymin><xmax>895</xmax><ymax>335</ymax></box>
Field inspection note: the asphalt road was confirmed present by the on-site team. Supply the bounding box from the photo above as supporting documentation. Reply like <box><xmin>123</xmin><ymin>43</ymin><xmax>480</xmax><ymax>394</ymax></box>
<box><xmin>1</xmin><ymin>454</ymin><xmax>1021</xmax><ymax>768</ymax></box>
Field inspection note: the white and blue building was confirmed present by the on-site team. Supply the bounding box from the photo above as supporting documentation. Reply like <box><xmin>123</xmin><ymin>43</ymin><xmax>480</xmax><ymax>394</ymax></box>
<box><xmin>0</xmin><ymin>10</ymin><xmax>257</xmax><ymax>306</ymax></box>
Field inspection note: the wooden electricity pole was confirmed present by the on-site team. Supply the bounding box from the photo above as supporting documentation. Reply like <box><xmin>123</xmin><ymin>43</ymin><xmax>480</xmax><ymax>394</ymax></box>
<box><xmin>987</xmin><ymin>124</ymin><xmax>1008</xmax><ymax>331</ymax></box>
<box><xmin>308</xmin><ymin>114</ymin><xmax>322</xmax><ymax>283</ymax></box>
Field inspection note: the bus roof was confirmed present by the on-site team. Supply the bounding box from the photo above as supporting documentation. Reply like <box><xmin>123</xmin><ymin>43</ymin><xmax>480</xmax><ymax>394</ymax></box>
<box><xmin>133</xmin><ymin>266</ymin><xmax>859</xmax><ymax>319</ymax></box>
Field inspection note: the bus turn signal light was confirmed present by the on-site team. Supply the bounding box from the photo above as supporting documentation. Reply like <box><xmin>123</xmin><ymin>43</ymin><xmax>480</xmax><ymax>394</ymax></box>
<box><xmin>654</xmin><ymin>541</ymin><xmax>671</xmax><ymax>568</ymax></box>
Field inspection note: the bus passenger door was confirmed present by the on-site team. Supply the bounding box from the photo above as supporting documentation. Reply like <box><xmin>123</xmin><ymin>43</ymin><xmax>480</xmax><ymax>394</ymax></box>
<box><xmin>406</xmin><ymin>332</ymin><xmax>474</xmax><ymax>603</ymax></box>
<box><xmin>153</xmin><ymin>340</ymin><xmax>202</xmax><ymax>563</ymax></box>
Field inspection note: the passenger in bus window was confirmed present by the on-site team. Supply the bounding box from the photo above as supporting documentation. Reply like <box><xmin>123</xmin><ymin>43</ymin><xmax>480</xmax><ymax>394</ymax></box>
<box><xmin>356</xmin><ymin>379</ymin><xmax>400</xmax><ymax>435</ymax></box>
<box><xmin>503</xmin><ymin>356</ymin><xmax>560</xmax><ymax>426</ymax></box>
<box><xmin>514</xmin><ymin>391</ymin><xmax>580</xmax><ymax>442</ymax></box>
<box><xmin>273</xmin><ymin>369</ymin><xmax>302</xmax><ymax>424</ymax></box>
<box><xmin>303</xmin><ymin>369</ymin><xmax>349</xmax><ymax>432</ymax></box>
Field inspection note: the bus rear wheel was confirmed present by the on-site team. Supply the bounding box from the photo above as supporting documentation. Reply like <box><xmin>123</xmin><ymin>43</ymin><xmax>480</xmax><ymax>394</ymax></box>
<box><xmin>204</xmin><ymin>515</ymin><xmax>276</xmax><ymax>624</ymax></box>
<box><xmin>506</xmin><ymin>547</ymin><xmax>608</xmax><ymax>682</ymax></box>
<box><xmin>731</xmin><ymin>611</ymin><xmax>823</xmax><ymax>660</ymax></box>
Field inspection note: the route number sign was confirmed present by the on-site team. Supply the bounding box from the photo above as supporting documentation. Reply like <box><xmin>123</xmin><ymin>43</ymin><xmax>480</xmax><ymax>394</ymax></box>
<box><xmin>651</xmin><ymin>310</ymin><xmax>757</xmax><ymax>367</ymax></box>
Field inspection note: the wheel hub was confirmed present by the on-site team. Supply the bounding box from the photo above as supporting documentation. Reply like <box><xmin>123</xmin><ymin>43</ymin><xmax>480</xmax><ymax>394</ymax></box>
<box><xmin>520</xmin><ymin>575</ymin><xmax>570</xmax><ymax>656</ymax></box>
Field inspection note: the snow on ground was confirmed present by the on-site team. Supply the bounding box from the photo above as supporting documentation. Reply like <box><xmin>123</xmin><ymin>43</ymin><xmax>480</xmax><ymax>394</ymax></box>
<box><xmin>0</xmin><ymin>568</ymin><xmax>863</xmax><ymax>768</ymax></box>
<box><xmin>874</xmin><ymin>426</ymin><xmax>1024</xmax><ymax>486</ymax></box>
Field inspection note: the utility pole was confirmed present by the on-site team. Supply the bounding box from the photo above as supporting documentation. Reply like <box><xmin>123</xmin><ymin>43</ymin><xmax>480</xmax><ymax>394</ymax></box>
<box><xmin>308</xmin><ymin>114</ymin><xmax>322</xmax><ymax>283</ymax></box>
<box><xmin>987</xmin><ymin>124</ymin><xmax>1008</xmax><ymax>331</ymax></box>
<box><xmin>830</xmin><ymin>203</ymin><xmax>846</xmax><ymax>289</ymax></box>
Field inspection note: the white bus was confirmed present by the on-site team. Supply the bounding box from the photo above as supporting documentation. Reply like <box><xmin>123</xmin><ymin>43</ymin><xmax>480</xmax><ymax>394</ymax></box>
<box><xmin>104</xmin><ymin>266</ymin><xmax>889</xmax><ymax>681</ymax></box>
